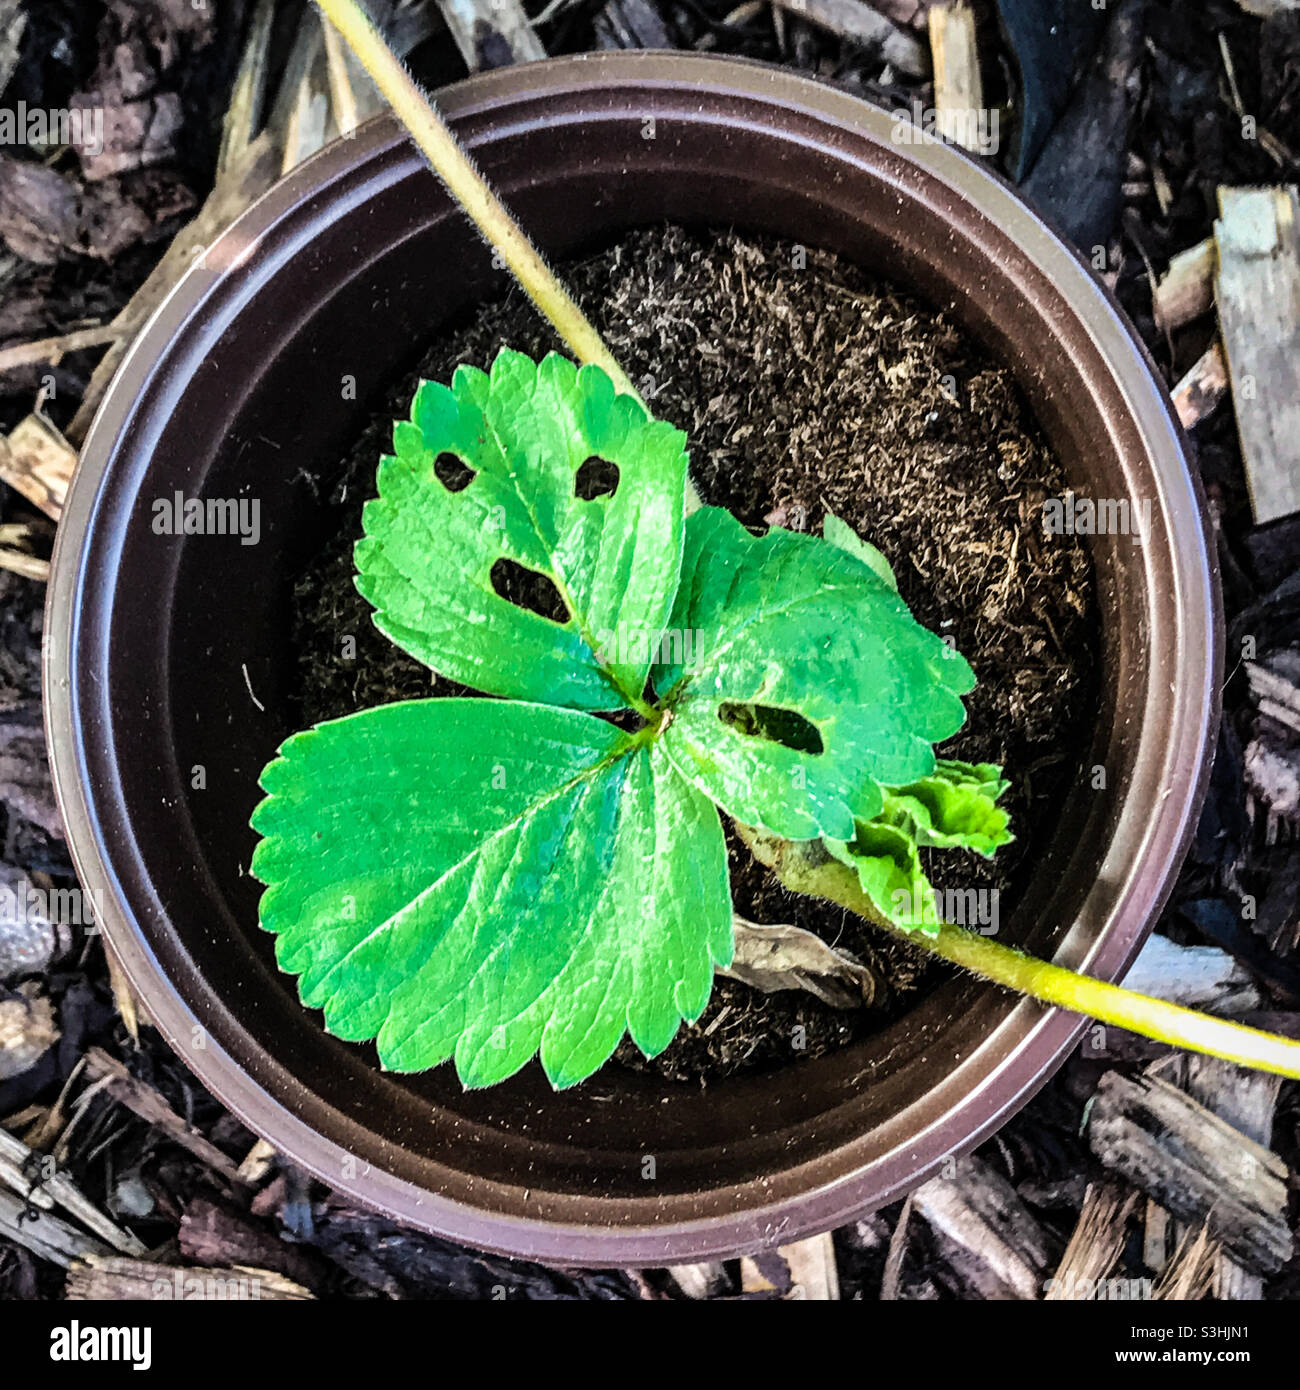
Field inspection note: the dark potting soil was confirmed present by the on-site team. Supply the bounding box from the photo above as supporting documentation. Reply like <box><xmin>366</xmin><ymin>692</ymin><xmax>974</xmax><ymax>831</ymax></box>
<box><xmin>290</xmin><ymin>224</ymin><xmax>1098</xmax><ymax>1086</ymax></box>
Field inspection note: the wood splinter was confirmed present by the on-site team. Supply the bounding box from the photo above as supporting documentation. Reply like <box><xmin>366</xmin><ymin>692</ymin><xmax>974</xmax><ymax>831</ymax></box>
<box><xmin>1154</xmin><ymin>237</ymin><xmax>1216</xmax><ymax>333</ymax></box>
<box><xmin>0</xmin><ymin>413</ymin><xmax>77</xmax><ymax>522</ymax></box>
<box><xmin>928</xmin><ymin>3</ymin><xmax>986</xmax><ymax>153</ymax></box>
<box><xmin>1214</xmin><ymin>185</ymin><xmax>1300</xmax><ymax>524</ymax></box>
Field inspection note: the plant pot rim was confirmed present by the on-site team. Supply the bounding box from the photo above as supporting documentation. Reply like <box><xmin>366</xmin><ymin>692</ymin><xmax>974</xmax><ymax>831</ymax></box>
<box><xmin>45</xmin><ymin>51</ymin><xmax>1222</xmax><ymax>1265</ymax></box>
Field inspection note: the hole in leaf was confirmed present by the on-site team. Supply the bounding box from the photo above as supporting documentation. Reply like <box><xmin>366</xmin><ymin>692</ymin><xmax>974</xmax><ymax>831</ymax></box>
<box><xmin>575</xmin><ymin>456</ymin><xmax>620</xmax><ymax>501</ymax></box>
<box><xmin>434</xmin><ymin>451</ymin><xmax>475</xmax><ymax>493</ymax></box>
<box><xmin>718</xmin><ymin>702</ymin><xmax>824</xmax><ymax>755</ymax></box>
<box><xmin>490</xmin><ymin>558</ymin><xmax>570</xmax><ymax>625</ymax></box>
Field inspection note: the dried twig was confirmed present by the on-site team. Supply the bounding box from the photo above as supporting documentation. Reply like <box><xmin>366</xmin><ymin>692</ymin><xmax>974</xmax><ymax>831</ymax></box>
<box><xmin>67</xmin><ymin>1254</ymin><xmax>314</xmax><ymax>1301</ymax></box>
<box><xmin>0</xmin><ymin>324</ymin><xmax>120</xmax><ymax>375</ymax></box>
<box><xmin>1153</xmin><ymin>1224</ymin><xmax>1218</xmax><ymax>1301</ymax></box>
<box><xmin>81</xmin><ymin>1048</ymin><xmax>245</xmax><ymax>1185</ymax></box>
<box><xmin>1044</xmin><ymin>1182</ymin><xmax>1138</xmax><ymax>1299</ymax></box>
<box><xmin>0</xmin><ymin>547</ymin><xmax>48</xmax><ymax>581</ymax></box>
<box><xmin>218</xmin><ymin>0</ymin><xmax>278</xmax><ymax>175</ymax></box>
<box><xmin>104</xmin><ymin>949</ymin><xmax>144</xmax><ymax>1042</ymax></box>
<box><xmin>0</xmin><ymin>1126</ymin><xmax>145</xmax><ymax>1256</ymax></box>
<box><xmin>274</xmin><ymin>8</ymin><xmax>332</xmax><ymax>176</ymax></box>
<box><xmin>879</xmin><ymin>1194</ymin><xmax>913</xmax><ymax>1300</ymax></box>
<box><xmin>0</xmin><ymin>1189</ymin><xmax>111</xmax><ymax>1269</ymax></box>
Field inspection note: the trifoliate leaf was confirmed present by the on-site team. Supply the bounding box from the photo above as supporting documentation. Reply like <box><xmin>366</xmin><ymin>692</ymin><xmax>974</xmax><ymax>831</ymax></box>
<box><xmin>823</xmin><ymin>510</ymin><xmax>898</xmax><ymax>591</ymax></box>
<box><xmin>653</xmin><ymin>507</ymin><xmax>973</xmax><ymax>842</ymax></box>
<box><xmin>251</xmin><ymin>698</ymin><xmax>732</xmax><ymax>1089</ymax></box>
<box><xmin>827</xmin><ymin>760</ymin><xmax>1013</xmax><ymax>936</ymax></box>
<box><xmin>253</xmin><ymin>348</ymin><xmax>1009</xmax><ymax>1092</ymax></box>
<box><xmin>355</xmin><ymin>350</ymin><xmax>688</xmax><ymax>712</ymax></box>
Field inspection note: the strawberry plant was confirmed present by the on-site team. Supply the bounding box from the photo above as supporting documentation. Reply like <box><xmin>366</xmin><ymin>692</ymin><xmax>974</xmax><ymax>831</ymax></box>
<box><xmin>269</xmin><ymin>0</ymin><xmax>1300</xmax><ymax>1087</ymax></box>
<box><xmin>250</xmin><ymin>349</ymin><xmax>1012</xmax><ymax>1088</ymax></box>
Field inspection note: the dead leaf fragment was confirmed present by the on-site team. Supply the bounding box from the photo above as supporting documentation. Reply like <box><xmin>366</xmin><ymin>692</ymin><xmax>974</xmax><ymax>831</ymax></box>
<box><xmin>723</xmin><ymin>915</ymin><xmax>881</xmax><ymax>1008</ymax></box>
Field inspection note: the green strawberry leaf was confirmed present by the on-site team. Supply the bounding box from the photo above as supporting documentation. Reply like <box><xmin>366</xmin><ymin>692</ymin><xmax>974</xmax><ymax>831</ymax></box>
<box><xmin>254</xmin><ymin>349</ymin><xmax>1011</xmax><ymax>1091</ymax></box>
<box><xmin>823</xmin><ymin>509</ymin><xmax>898</xmax><ymax>591</ymax></box>
<box><xmin>827</xmin><ymin>760</ymin><xmax>1013</xmax><ymax>936</ymax></box>
<box><xmin>825</xmin><ymin>822</ymin><xmax>939</xmax><ymax>934</ymax></box>
<box><xmin>251</xmin><ymin>698</ymin><xmax>732</xmax><ymax>1089</ymax></box>
<box><xmin>891</xmin><ymin>759</ymin><xmax>1013</xmax><ymax>856</ymax></box>
<box><xmin>652</xmin><ymin>507</ymin><xmax>973</xmax><ymax>843</ymax></box>
<box><xmin>355</xmin><ymin>350</ymin><xmax>688</xmax><ymax>712</ymax></box>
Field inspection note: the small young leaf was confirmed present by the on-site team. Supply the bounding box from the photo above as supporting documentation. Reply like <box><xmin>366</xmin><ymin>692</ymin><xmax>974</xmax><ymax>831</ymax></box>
<box><xmin>252</xmin><ymin>698</ymin><xmax>732</xmax><ymax>1089</ymax></box>
<box><xmin>822</xmin><ymin>509</ymin><xmax>898</xmax><ymax>591</ymax></box>
<box><xmin>355</xmin><ymin>350</ymin><xmax>688</xmax><ymax>712</ymax></box>
<box><xmin>653</xmin><ymin>507</ymin><xmax>973</xmax><ymax>842</ymax></box>
<box><xmin>826</xmin><ymin>761</ymin><xmax>1013</xmax><ymax>936</ymax></box>
<box><xmin>825</xmin><ymin>822</ymin><xmax>939</xmax><ymax>934</ymax></box>
<box><xmin>890</xmin><ymin>759</ymin><xmax>1013</xmax><ymax>856</ymax></box>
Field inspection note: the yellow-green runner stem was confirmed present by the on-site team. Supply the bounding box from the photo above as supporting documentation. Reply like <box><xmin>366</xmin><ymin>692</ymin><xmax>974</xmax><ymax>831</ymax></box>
<box><xmin>736</xmin><ymin>825</ymin><xmax>1300</xmax><ymax>1081</ymax></box>
<box><xmin>312</xmin><ymin>0</ymin><xmax>642</xmax><ymax>403</ymax></box>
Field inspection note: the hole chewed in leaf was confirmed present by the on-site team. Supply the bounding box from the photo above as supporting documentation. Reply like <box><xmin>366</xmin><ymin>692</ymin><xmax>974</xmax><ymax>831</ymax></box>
<box><xmin>575</xmin><ymin>455</ymin><xmax>620</xmax><ymax>501</ymax></box>
<box><xmin>434</xmin><ymin>451</ymin><xmax>475</xmax><ymax>492</ymax></box>
<box><xmin>718</xmin><ymin>702</ymin><xmax>825</xmax><ymax>755</ymax></box>
<box><xmin>490</xmin><ymin>557</ymin><xmax>570</xmax><ymax>625</ymax></box>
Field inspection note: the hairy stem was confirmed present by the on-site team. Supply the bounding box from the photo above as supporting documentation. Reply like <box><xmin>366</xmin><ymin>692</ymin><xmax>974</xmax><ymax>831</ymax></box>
<box><xmin>735</xmin><ymin>824</ymin><xmax>1300</xmax><ymax>1081</ymax></box>
<box><xmin>313</xmin><ymin>0</ymin><xmax>642</xmax><ymax>401</ymax></box>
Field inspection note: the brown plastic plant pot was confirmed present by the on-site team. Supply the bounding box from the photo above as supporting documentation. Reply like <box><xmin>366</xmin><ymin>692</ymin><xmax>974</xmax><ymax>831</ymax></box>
<box><xmin>45</xmin><ymin>52</ymin><xmax>1221</xmax><ymax>1266</ymax></box>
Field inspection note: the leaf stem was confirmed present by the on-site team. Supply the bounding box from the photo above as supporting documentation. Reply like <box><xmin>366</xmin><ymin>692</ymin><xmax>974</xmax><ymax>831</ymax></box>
<box><xmin>312</xmin><ymin>0</ymin><xmax>643</xmax><ymax>403</ymax></box>
<box><xmin>628</xmin><ymin>693</ymin><xmax>663</xmax><ymax>724</ymax></box>
<box><xmin>735</xmin><ymin>825</ymin><xmax>1300</xmax><ymax>1081</ymax></box>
